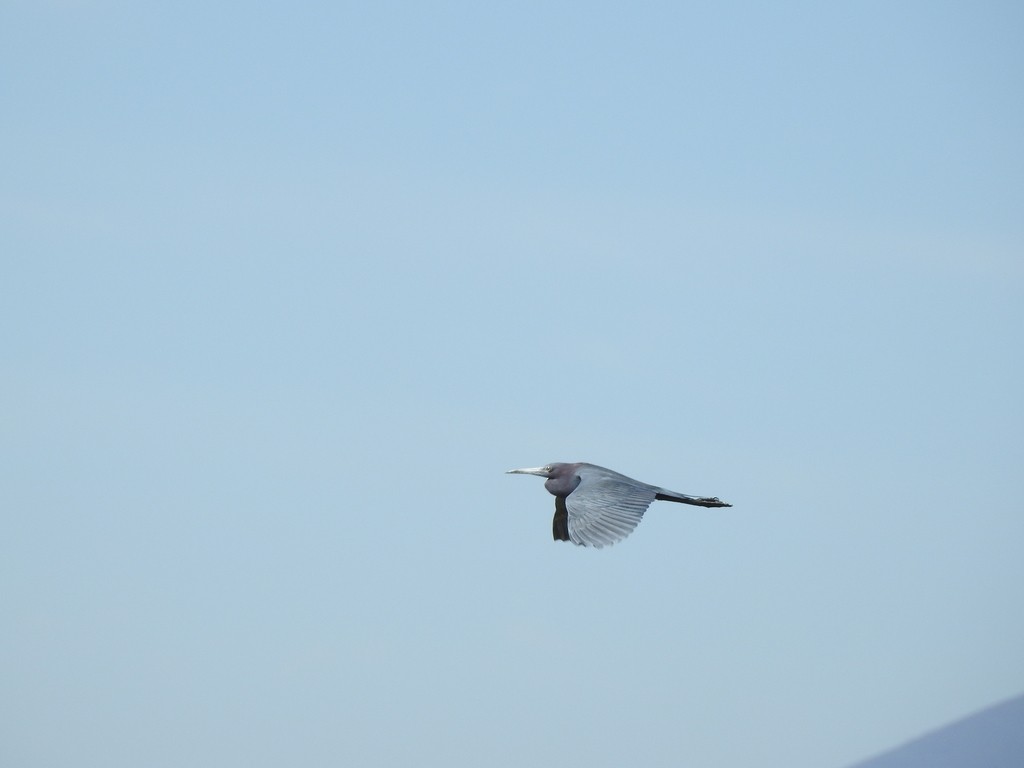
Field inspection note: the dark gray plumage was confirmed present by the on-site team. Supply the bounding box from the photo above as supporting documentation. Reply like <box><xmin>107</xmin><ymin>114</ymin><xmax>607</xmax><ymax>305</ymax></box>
<box><xmin>506</xmin><ymin>462</ymin><xmax>731</xmax><ymax>548</ymax></box>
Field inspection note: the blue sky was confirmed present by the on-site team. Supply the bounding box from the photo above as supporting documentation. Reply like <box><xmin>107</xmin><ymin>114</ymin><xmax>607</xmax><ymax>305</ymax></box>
<box><xmin>3</xmin><ymin>2</ymin><xmax>1022</xmax><ymax>767</ymax></box>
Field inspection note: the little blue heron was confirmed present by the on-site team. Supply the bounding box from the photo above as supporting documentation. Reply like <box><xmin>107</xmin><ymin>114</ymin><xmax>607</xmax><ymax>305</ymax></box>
<box><xmin>507</xmin><ymin>462</ymin><xmax>731</xmax><ymax>548</ymax></box>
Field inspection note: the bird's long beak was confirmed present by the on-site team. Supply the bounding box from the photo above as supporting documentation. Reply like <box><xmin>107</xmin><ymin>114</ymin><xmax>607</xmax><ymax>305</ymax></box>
<box><xmin>506</xmin><ymin>466</ymin><xmax>548</xmax><ymax>476</ymax></box>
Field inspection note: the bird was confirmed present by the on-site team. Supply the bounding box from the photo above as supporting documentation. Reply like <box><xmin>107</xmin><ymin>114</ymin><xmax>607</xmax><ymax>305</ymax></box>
<box><xmin>506</xmin><ymin>462</ymin><xmax>731</xmax><ymax>548</ymax></box>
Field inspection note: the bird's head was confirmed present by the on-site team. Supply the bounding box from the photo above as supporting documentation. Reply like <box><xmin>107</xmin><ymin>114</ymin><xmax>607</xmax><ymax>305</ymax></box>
<box><xmin>507</xmin><ymin>463</ymin><xmax>581</xmax><ymax>496</ymax></box>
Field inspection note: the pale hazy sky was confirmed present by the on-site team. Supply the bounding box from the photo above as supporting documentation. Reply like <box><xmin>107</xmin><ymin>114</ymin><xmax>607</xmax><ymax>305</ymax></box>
<box><xmin>3</xmin><ymin>2</ymin><xmax>1022</xmax><ymax>767</ymax></box>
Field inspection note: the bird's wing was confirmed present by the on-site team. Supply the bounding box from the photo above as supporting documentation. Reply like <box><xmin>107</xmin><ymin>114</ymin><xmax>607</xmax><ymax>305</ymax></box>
<box><xmin>563</xmin><ymin>470</ymin><xmax>656</xmax><ymax>548</ymax></box>
<box><xmin>553</xmin><ymin>496</ymin><xmax>570</xmax><ymax>542</ymax></box>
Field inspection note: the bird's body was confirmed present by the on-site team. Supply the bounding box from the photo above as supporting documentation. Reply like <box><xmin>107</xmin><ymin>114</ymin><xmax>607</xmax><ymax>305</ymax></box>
<box><xmin>507</xmin><ymin>462</ymin><xmax>731</xmax><ymax>548</ymax></box>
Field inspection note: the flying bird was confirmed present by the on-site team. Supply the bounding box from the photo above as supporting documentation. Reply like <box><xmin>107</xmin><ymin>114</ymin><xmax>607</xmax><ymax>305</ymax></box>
<box><xmin>507</xmin><ymin>462</ymin><xmax>731</xmax><ymax>548</ymax></box>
